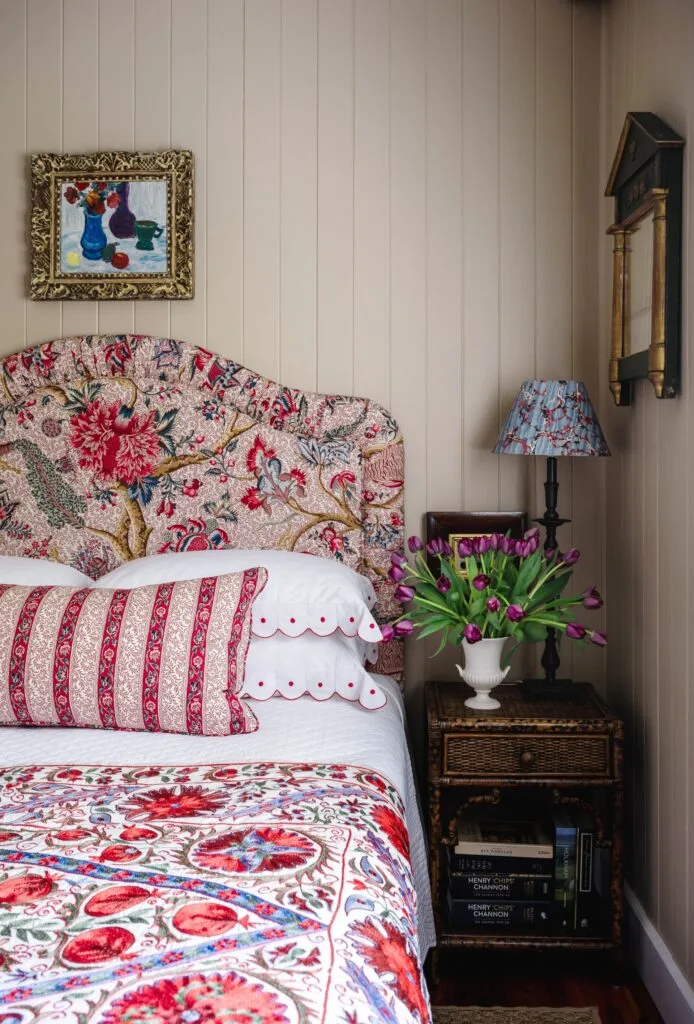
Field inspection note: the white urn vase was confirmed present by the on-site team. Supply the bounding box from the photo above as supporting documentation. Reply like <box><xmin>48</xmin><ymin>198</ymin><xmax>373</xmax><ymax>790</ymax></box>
<box><xmin>456</xmin><ymin>637</ymin><xmax>510</xmax><ymax>710</ymax></box>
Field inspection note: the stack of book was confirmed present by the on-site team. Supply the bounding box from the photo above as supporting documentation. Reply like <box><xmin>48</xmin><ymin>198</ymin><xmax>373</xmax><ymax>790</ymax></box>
<box><xmin>445</xmin><ymin>808</ymin><xmax>608</xmax><ymax>934</ymax></box>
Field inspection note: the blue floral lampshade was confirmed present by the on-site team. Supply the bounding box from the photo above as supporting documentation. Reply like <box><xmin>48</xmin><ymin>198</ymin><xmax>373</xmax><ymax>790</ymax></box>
<box><xmin>494</xmin><ymin>379</ymin><xmax>610</xmax><ymax>457</ymax></box>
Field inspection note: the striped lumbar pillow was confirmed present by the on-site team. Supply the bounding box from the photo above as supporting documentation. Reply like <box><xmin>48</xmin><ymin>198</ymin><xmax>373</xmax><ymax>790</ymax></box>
<box><xmin>0</xmin><ymin>568</ymin><xmax>266</xmax><ymax>735</ymax></box>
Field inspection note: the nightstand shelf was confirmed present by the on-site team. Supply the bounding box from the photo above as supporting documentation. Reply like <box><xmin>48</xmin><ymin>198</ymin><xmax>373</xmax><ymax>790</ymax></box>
<box><xmin>426</xmin><ymin>680</ymin><xmax>624</xmax><ymax>953</ymax></box>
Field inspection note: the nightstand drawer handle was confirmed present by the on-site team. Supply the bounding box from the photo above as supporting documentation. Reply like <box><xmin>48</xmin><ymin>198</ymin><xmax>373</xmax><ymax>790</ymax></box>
<box><xmin>519</xmin><ymin>749</ymin><xmax>535</xmax><ymax>768</ymax></box>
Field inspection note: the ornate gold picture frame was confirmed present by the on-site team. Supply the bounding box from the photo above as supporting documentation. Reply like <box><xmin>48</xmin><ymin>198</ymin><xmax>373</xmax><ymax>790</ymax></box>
<box><xmin>605</xmin><ymin>113</ymin><xmax>683</xmax><ymax>405</ymax></box>
<box><xmin>426</xmin><ymin>511</ymin><xmax>527</xmax><ymax>574</ymax></box>
<box><xmin>30</xmin><ymin>150</ymin><xmax>194</xmax><ymax>300</ymax></box>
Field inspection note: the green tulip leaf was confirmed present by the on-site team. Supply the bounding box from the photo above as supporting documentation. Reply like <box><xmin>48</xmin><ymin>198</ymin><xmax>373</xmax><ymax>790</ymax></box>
<box><xmin>520</xmin><ymin>619</ymin><xmax>548</xmax><ymax>643</ymax></box>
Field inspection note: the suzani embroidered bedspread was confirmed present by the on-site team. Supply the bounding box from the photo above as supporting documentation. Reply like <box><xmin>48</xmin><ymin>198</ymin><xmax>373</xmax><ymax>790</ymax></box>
<box><xmin>0</xmin><ymin>762</ymin><xmax>430</xmax><ymax>1024</ymax></box>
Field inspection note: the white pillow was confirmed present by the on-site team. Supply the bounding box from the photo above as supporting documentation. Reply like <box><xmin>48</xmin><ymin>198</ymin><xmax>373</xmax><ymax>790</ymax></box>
<box><xmin>92</xmin><ymin>550</ymin><xmax>382</xmax><ymax>641</ymax></box>
<box><xmin>242</xmin><ymin>632</ymin><xmax>386</xmax><ymax>709</ymax></box>
<box><xmin>0</xmin><ymin>555</ymin><xmax>93</xmax><ymax>588</ymax></box>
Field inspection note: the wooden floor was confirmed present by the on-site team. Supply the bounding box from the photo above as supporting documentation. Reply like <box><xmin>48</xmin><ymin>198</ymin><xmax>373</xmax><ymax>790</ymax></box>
<box><xmin>428</xmin><ymin>950</ymin><xmax>663</xmax><ymax>1024</ymax></box>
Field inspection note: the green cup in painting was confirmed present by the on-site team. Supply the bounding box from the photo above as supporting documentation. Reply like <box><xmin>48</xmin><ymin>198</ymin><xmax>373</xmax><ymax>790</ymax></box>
<box><xmin>134</xmin><ymin>220</ymin><xmax>164</xmax><ymax>251</ymax></box>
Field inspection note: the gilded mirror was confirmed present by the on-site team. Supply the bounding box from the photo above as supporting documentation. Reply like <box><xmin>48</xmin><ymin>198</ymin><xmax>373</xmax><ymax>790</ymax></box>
<box><xmin>605</xmin><ymin>113</ymin><xmax>683</xmax><ymax>405</ymax></box>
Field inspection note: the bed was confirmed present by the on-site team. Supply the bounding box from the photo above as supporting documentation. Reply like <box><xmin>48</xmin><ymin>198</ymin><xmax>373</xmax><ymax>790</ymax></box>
<box><xmin>0</xmin><ymin>335</ymin><xmax>434</xmax><ymax>1024</ymax></box>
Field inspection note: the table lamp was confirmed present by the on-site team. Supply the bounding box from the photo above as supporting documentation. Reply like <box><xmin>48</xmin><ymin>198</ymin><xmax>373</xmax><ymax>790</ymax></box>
<box><xmin>494</xmin><ymin>379</ymin><xmax>610</xmax><ymax>698</ymax></box>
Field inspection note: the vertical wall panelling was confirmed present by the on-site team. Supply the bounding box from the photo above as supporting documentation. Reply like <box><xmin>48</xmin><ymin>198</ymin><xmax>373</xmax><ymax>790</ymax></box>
<box><xmin>425</xmin><ymin>0</ymin><xmax>463</xmax><ymax>510</ymax></box>
<box><xmin>97</xmin><ymin>0</ymin><xmax>135</xmax><ymax>336</ymax></box>
<box><xmin>686</xmin><ymin>17</ymin><xmax>694</xmax><ymax>985</ymax></box>
<box><xmin>0</xmin><ymin>0</ymin><xmax>27</xmax><ymax>349</ymax></box>
<box><xmin>243</xmin><ymin>0</ymin><xmax>281</xmax><ymax>380</ymax></box>
<box><xmin>461</xmin><ymin>0</ymin><xmax>500</xmax><ymax>510</ymax></box>
<box><xmin>206</xmin><ymin>0</ymin><xmax>244</xmax><ymax>360</ymax></box>
<box><xmin>316</xmin><ymin>0</ymin><xmax>354</xmax><ymax>396</ymax></box>
<box><xmin>170</xmin><ymin>0</ymin><xmax>208</xmax><ymax>348</ymax></box>
<box><xmin>61</xmin><ymin>0</ymin><xmax>99</xmax><ymax>340</ymax></box>
<box><xmin>534</xmin><ymin>0</ymin><xmax>574</xmax><ymax>674</ymax></box>
<box><xmin>390</xmin><ymin>0</ymin><xmax>427</xmax><ymax>543</ymax></box>
<box><xmin>498</xmin><ymin>0</ymin><xmax>535</xmax><ymax>515</ymax></box>
<box><xmin>650</xmin><ymin>6</ymin><xmax>690</xmax><ymax>965</ymax></box>
<box><xmin>133</xmin><ymin>0</ymin><xmax>172</xmax><ymax>341</ymax></box>
<box><xmin>569</xmin><ymin>0</ymin><xmax>605</xmax><ymax>688</ymax></box>
<box><xmin>353</xmin><ymin>0</ymin><xmax>390</xmax><ymax>409</ymax></box>
<box><xmin>389</xmin><ymin>0</ymin><xmax>428</xmax><ymax>699</ymax></box>
<box><xmin>25</xmin><ymin>0</ymin><xmax>63</xmax><ymax>347</ymax></box>
<box><xmin>280</xmin><ymin>0</ymin><xmax>318</xmax><ymax>392</ymax></box>
<box><xmin>600</xmin><ymin>0</ymin><xmax>694</xmax><ymax>984</ymax></box>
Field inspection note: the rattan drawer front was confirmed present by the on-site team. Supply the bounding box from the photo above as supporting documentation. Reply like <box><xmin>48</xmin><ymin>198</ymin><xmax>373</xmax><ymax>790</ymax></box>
<box><xmin>443</xmin><ymin>733</ymin><xmax>611</xmax><ymax>778</ymax></box>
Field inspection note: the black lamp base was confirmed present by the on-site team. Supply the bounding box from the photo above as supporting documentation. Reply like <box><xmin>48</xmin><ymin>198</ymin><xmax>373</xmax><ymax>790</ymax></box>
<box><xmin>522</xmin><ymin>678</ymin><xmax>587</xmax><ymax>702</ymax></box>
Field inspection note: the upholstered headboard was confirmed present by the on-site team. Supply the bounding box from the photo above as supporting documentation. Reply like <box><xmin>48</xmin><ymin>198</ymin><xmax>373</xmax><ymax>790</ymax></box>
<box><xmin>0</xmin><ymin>335</ymin><xmax>404</xmax><ymax>677</ymax></box>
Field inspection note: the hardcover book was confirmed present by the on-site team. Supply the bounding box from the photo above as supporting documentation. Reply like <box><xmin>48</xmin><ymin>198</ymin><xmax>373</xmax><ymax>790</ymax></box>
<box><xmin>448</xmin><ymin>849</ymin><xmax>555</xmax><ymax>875</ymax></box>
<box><xmin>449</xmin><ymin>871</ymin><xmax>552</xmax><ymax>900</ymax></box>
<box><xmin>551</xmin><ymin>808</ymin><xmax>578</xmax><ymax>926</ymax></box>
<box><xmin>447</xmin><ymin>892</ymin><xmax>555</xmax><ymax>929</ymax></box>
<box><xmin>453</xmin><ymin>815</ymin><xmax>554</xmax><ymax>860</ymax></box>
<box><xmin>573</xmin><ymin>809</ymin><xmax>610</xmax><ymax>934</ymax></box>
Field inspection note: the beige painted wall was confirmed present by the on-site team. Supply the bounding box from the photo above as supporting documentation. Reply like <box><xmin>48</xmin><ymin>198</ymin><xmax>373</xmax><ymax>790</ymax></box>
<box><xmin>599</xmin><ymin>0</ymin><xmax>694</xmax><ymax>986</ymax></box>
<box><xmin>0</xmin><ymin>0</ymin><xmax>605</xmax><ymax>692</ymax></box>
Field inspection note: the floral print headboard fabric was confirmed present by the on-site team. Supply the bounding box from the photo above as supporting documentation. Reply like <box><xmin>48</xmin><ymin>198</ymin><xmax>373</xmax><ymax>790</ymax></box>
<box><xmin>0</xmin><ymin>335</ymin><xmax>404</xmax><ymax>678</ymax></box>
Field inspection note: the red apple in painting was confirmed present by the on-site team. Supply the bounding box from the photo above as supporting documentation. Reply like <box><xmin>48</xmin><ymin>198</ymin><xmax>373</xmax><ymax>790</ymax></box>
<box><xmin>111</xmin><ymin>251</ymin><xmax>129</xmax><ymax>270</ymax></box>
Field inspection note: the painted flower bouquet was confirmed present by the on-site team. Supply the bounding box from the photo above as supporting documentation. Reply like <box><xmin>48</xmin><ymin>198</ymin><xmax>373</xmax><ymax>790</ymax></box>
<box><xmin>384</xmin><ymin>528</ymin><xmax>606</xmax><ymax>660</ymax></box>
<box><xmin>63</xmin><ymin>181</ymin><xmax>120</xmax><ymax>216</ymax></box>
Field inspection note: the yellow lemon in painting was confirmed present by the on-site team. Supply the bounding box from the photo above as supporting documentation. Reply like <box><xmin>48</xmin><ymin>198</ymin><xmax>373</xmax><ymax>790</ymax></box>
<box><xmin>66</xmin><ymin>251</ymin><xmax>81</xmax><ymax>267</ymax></box>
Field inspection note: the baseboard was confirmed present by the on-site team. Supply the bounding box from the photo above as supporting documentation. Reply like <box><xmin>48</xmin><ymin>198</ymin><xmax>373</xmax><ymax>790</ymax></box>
<box><xmin>625</xmin><ymin>883</ymin><xmax>694</xmax><ymax>1024</ymax></box>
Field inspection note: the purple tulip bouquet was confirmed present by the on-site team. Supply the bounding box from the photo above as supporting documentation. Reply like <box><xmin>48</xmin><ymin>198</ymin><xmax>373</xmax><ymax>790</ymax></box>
<box><xmin>383</xmin><ymin>528</ymin><xmax>606</xmax><ymax>660</ymax></box>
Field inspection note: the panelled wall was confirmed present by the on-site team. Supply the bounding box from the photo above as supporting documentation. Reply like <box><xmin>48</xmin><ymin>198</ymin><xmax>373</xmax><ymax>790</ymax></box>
<box><xmin>0</xmin><ymin>0</ymin><xmax>604</xmax><ymax>692</ymax></box>
<box><xmin>600</xmin><ymin>0</ymin><xmax>694</xmax><ymax>986</ymax></box>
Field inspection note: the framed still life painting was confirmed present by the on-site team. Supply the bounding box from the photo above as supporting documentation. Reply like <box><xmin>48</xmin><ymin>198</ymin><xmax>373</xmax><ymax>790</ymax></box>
<box><xmin>30</xmin><ymin>150</ymin><xmax>194</xmax><ymax>300</ymax></box>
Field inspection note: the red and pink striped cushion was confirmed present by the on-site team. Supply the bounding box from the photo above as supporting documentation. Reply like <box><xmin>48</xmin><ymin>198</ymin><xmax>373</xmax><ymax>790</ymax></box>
<box><xmin>0</xmin><ymin>568</ymin><xmax>266</xmax><ymax>736</ymax></box>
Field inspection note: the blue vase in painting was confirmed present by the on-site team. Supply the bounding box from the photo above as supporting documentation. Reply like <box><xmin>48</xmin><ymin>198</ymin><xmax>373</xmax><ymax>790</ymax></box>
<box><xmin>80</xmin><ymin>209</ymin><xmax>107</xmax><ymax>261</ymax></box>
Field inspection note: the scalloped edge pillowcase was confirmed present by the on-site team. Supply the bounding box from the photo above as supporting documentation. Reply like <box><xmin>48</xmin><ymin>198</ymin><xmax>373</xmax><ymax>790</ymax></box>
<box><xmin>92</xmin><ymin>550</ymin><xmax>388</xmax><ymax>709</ymax></box>
<box><xmin>242</xmin><ymin>632</ymin><xmax>385</xmax><ymax>708</ymax></box>
<box><xmin>0</xmin><ymin>568</ymin><xmax>266</xmax><ymax>736</ymax></box>
<box><xmin>94</xmin><ymin>550</ymin><xmax>382</xmax><ymax>641</ymax></box>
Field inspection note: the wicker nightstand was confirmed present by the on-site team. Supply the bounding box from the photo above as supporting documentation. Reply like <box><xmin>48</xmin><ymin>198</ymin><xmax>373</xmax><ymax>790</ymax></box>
<box><xmin>426</xmin><ymin>680</ymin><xmax>624</xmax><ymax>952</ymax></box>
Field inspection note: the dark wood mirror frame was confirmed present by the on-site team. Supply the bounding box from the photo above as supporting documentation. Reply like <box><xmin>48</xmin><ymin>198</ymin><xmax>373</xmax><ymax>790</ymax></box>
<box><xmin>605</xmin><ymin>112</ymin><xmax>684</xmax><ymax>406</ymax></box>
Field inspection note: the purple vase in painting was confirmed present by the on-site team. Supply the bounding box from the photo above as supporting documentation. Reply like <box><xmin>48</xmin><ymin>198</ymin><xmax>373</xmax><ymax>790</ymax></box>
<box><xmin>108</xmin><ymin>182</ymin><xmax>136</xmax><ymax>239</ymax></box>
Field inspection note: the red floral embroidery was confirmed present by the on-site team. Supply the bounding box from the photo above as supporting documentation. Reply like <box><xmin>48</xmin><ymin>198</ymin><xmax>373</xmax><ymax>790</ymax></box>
<box><xmin>99</xmin><ymin>845</ymin><xmax>141</xmax><ymax>864</ymax></box>
<box><xmin>84</xmin><ymin>886</ymin><xmax>150</xmax><ymax>917</ymax></box>
<box><xmin>62</xmin><ymin>926</ymin><xmax>135</xmax><ymax>965</ymax></box>
<box><xmin>0</xmin><ymin>875</ymin><xmax>53</xmax><ymax>904</ymax></box>
<box><xmin>122</xmin><ymin>786</ymin><xmax>227</xmax><ymax>821</ymax></box>
<box><xmin>372</xmin><ymin>805</ymin><xmax>410</xmax><ymax>860</ymax></box>
<box><xmin>172</xmin><ymin>902</ymin><xmax>238</xmax><ymax>936</ymax></box>
<box><xmin>55</xmin><ymin>829</ymin><xmax>91</xmax><ymax>842</ymax></box>
<box><xmin>100</xmin><ymin>972</ymin><xmax>290</xmax><ymax>1024</ymax></box>
<box><xmin>69</xmin><ymin>400</ymin><xmax>161</xmax><ymax>484</ymax></box>
<box><xmin>352</xmin><ymin>917</ymin><xmax>428</xmax><ymax>1022</ymax></box>
<box><xmin>192</xmin><ymin>826</ymin><xmax>316</xmax><ymax>874</ymax></box>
